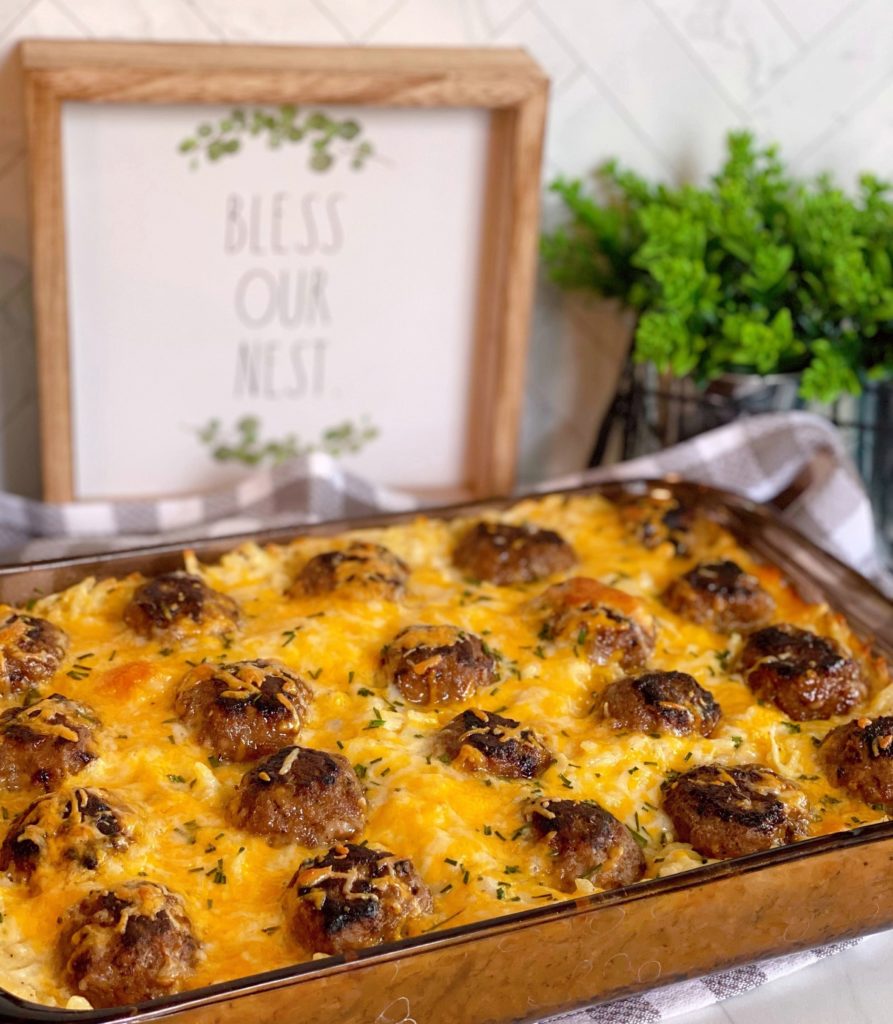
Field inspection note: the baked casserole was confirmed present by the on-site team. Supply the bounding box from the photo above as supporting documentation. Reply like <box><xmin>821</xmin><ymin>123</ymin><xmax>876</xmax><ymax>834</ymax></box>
<box><xmin>0</xmin><ymin>489</ymin><xmax>888</xmax><ymax>1009</ymax></box>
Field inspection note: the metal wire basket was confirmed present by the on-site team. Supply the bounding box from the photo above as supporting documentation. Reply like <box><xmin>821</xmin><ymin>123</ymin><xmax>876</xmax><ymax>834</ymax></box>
<box><xmin>593</xmin><ymin>363</ymin><xmax>893</xmax><ymax>556</ymax></box>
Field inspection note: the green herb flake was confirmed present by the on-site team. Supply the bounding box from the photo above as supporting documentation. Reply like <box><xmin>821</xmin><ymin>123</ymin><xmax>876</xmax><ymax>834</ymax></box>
<box><xmin>364</xmin><ymin>709</ymin><xmax>386</xmax><ymax>730</ymax></box>
<box><xmin>629</xmin><ymin>828</ymin><xmax>648</xmax><ymax>849</ymax></box>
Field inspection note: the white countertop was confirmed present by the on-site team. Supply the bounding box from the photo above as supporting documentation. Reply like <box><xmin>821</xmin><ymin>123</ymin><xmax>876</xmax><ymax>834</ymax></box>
<box><xmin>671</xmin><ymin>931</ymin><xmax>893</xmax><ymax>1024</ymax></box>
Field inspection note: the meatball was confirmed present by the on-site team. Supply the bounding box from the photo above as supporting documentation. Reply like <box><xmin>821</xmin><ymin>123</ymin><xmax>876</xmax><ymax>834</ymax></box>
<box><xmin>380</xmin><ymin>625</ymin><xmax>495</xmax><ymax>705</ymax></box>
<box><xmin>175</xmin><ymin>659</ymin><xmax>312</xmax><ymax>762</ymax></box>
<box><xmin>530</xmin><ymin>799</ymin><xmax>644</xmax><ymax>893</ymax></box>
<box><xmin>283</xmin><ymin>843</ymin><xmax>432</xmax><ymax>954</ymax></box>
<box><xmin>438</xmin><ymin>708</ymin><xmax>552</xmax><ymax>779</ymax></box>
<box><xmin>819</xmin><ymin>716</ymin><xmax>893</xmax><ymax>806</ymax></box>
<box><xmin>452</xmin><ymin>521</ymin><xmax>577</xmax><ymax>585</ymax></box>
<box><xmin>532</xmin><ymin>577</ymin><xmax>655</xmax><ymax>671</ymax></box>
<box><xmin>0</xmin><ymin>694</ymin><xmax>99</xmax><ymax>792</ymax></box>
<box><xmin>600</xmin><ymin>671</ymin><xmax>721</xmax><ymax>737</ymax></box>
<box><xmin>57</xmin><ymin>881</ymin><xmax>199</xmax><ymax>1007</ymax></box>
<box><xmin>0</xmin><ymin>786</ymin><xmax>130</xmax><ymax>882</ymax></box>
<box><xmin>0</xmin><ymin>611</ymin><xmax>69</xmax><ymax>695</ymax></box>
<box><xmin>619</xmin><ymin>495</ymin><xmax>699</xmax><ymax>556</ymax></box>
<box><xmin>291</xmin><ymin>541</ymin><xmax>409</xmax><ymax>601</ymax></box>
<box><xmin>663</xmin><ymin>763</ymin><xmax>809</xmax><ymax>860</ymax></box>
<box><xmin>739</xmin><ymin>624</ymin><xmax>866</xmax><ymax>721</ymax></box>
<box><xmin>123</xmin><ymin>572</ymin><xmax>239</xmax><ymax>639</ymax></box>
<box><xmin>230</xmin><ymin>746</ymin><xmax>366</xmax><ymax>846</ymax></box>
<box><xmin>662</xmin><ymin>560</ymin><xmax>774</xmax><ymax>633</ymax></box>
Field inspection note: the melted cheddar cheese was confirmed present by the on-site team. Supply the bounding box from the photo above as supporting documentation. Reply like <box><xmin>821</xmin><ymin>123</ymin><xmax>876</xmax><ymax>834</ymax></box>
<box><xmin>0</xmin><ymin>492</ymin><xmax>888</xmax><ymax>1007</ymax></box>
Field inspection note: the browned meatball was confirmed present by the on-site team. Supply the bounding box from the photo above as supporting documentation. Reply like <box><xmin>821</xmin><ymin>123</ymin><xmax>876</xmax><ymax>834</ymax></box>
<box><xmin>662</xmin><ymin>560</ymin><xmax>774</xmax><ymax>633</ymax></box>
<box><xmin>58</xmin><ymin>881</ymin><xmax>199</xmax><ymax>1007</ymax></box>
<box><xmin>438</xmin><ymin>708</ymin><xmax>552</xmax><ymax>779</ymax></box>
<box><xmin>0</xmin><ymin>695</ymin><xmax>99</xmax><ymax>792</ymax></box>
<box><xmin>739</xmin><ymin>625</ymin><xmax>866</xmax><ymax>721</ymax></box>
<box><xmin>0</xmin><ymin>786</ymin><xmax>130</xmax><ymax>882</ymax></box>
<box><xmin>663</xmin><ymin>763</ymin><xmax>808</xmax><ymax>860</ymax></box>
<box><xmin>283</xmin><ymin>843</ymin><xmax>432</xmax><ymax>954</ymax></box>
<box><xmin>601</xmin><ymin>671</ymin><xmax>721</xmax><ymax>737</ymax></box>
<box><xmin>532</xmin><ymin>578</ymin><xmax>655</xmax><ymax>670</ymax></box>
<box><xmin>619</xmin><ymin>495</ymin><xmax>700</xmax><ymax>556</ymax></box>
<box><xmin>123</xmin><ymin>572</ymin><xmax>239</xmax><ymax>639</ymax></box>
<box><xmin>0</xmin><ymin>611</ymin><xmax>69</xmax><ymax>695</ymax></box>
<box><xmin>230</xmin><ymin>746</ymin><xmax>366</xmax><ymax>846</ymax></box>
<box><xmin>452</xmin><ymin>521</ymin><xmax>577</xmax><ymax>585</ymax></box>
<box><xmin>819</xmin><ymin>716</ymin><xmax>893</xmax><ymax>806</ymax></box>
<box><xmin>380</xmin><ymin>625</ymin><xmax>495</xmax><ymax>705</ymax></box>
<box><xmin>291</xmin><ymin>541</ymin><xmax>409</xmax><ymax>601</ymax></box>
<box><xmin>175</xmin><ymin>659</ymin><xmax>312</xmax><ymax>762</ymax></box>
<box><xmin>530</xmin><ymin>799</ymin><xmax>645</xmax><ymax>893</ymax></box>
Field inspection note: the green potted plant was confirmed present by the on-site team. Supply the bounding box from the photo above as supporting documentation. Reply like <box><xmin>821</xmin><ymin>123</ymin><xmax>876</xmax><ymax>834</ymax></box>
<box><xmin>542</xmin><ymin>131</ymin><xmax>893</xmax><ymax>401</ymax></box>
<box><xmin>541</xmin><ymin>131</ymin><xmax>893</xmax><ymax>535</ymax></box>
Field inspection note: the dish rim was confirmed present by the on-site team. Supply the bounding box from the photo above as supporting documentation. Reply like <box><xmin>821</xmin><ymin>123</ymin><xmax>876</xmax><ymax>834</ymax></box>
<box><xmin>0</xmin><ymin>475</ymin><xmax>889</xmax><ymax>1020</ymax></box>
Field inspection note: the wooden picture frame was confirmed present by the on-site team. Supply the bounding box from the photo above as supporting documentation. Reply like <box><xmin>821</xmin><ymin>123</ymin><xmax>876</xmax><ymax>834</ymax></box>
<box><xmin>21</xmin><ymin>41</ymin><xmax>548</xmax><ymax>503</ymax></box>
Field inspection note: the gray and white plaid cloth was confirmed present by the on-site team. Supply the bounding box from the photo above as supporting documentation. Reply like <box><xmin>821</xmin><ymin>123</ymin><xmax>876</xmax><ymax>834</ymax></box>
<box><xmin>0</xmin><ymin>411</ymin><xmax>887</xmax><ymax>586</ymax></box>
<box><xmin>0</xmin><ymin>411</ymin><xmax>887</xmax><ymax>1020</ymax></box>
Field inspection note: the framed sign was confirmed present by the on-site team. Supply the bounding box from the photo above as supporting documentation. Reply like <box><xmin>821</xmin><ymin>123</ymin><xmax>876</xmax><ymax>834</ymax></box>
<box><xmin>21</xmin><ymin>41</ymin><xmax>548</xmax><ymax>502</ymax></box>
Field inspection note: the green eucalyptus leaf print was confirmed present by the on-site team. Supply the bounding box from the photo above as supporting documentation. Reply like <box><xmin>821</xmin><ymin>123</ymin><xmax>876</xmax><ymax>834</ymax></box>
<box><xmin>178</xmin><ymin>106</ymin><xmax>375</xmax><ymax>173</ymax></box>
<box><xmin>195</xmin><ymin>415</ymin><xmax>379</xmax><ymax>467</ymax></box>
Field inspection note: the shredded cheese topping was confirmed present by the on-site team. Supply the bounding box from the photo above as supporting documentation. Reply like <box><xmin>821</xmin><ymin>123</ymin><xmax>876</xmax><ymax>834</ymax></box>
<box><xmin>0</xmin><ymin>493</ymin><xmax>887</xmax><ymax>1007</ymax></box>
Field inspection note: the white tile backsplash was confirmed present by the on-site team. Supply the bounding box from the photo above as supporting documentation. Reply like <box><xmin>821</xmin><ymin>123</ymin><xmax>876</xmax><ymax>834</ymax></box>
<box><xmin>652</xmin><ymin>0</ymin><xmax>800</xmax><ymax>102</ymax></box>
<box><xmin>0</xmin><ymin>0</ymin><xmax>889</xmax><ymax>496</ymax></box>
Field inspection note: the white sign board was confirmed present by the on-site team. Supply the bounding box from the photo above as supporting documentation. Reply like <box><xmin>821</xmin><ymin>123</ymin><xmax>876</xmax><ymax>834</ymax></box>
<box><xmin>61</xmin><ymin>101</ymin><xmax>489</xmax><ymax>499</ymax></box>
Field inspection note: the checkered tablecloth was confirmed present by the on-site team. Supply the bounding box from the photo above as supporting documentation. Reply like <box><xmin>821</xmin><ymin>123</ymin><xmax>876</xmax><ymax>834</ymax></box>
<box><xmin>0</xmin><ymin>411</ymin><xmax>887</xmax><ymax>1020</ymax></box>
<box><xmin>1</xmin><ymin>412</ymin><xmax>887</xmax><ymax>589</ymax></box>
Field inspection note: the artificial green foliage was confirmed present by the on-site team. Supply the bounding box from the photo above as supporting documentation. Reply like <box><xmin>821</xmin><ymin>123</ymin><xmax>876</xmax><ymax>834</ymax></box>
<box><xmin>179</xmin><ymin>105</ymin><xmax>374</xmax><ymax>172</ymax></box>
<box><xmin>541</xmin><ymin>132</ymin><xmax>893</xmax><ymax>402</ymax></box>
<box><xmin>196</xmin><ymin>415</ymin><xmax>379</xmax><ymax>466</ymax></box>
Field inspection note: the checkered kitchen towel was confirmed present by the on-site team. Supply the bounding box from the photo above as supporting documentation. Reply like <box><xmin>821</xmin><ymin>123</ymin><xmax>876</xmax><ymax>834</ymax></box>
<box><xmin>0</xmin><ymin>410</ymin><xmax>886</xmax><ymax>1020</ymax></box>
<box><xmin>1</xmin><ymin>411</ymin><xmax>887</xmax><ymax>590</ymax></box>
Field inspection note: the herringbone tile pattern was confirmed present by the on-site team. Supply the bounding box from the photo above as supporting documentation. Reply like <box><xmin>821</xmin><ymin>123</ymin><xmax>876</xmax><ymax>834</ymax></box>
<box><xmin>0</xmin><ymin>0</ymin><xmax>888</xmax><ymax>494</ymax></box>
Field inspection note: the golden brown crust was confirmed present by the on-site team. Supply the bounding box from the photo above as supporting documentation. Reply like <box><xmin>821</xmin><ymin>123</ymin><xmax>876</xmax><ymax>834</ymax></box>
<box><xmin>57</xmin><ymin>881</ymin><xmax>199</xmax><ymax>1007</ymax></box>
<box><xmin>453</xmin><ymin>522</ymin><xmax>577</xmax><ymax>585</ymax></box>
<box><xmin>229</xmin><ymin>746</ymin><xmax>366</xmax><ymax>846</ymax></box>
<box><xmin>123</xmin><ymin>572</ymin><xmax>239</xmax><ymax>639</ymax></box>
<box><xmin>600</xmin><ymin>671</ymin><xmax>721</xmax><ymax>737</ymax></box>
<box><xmin>175</xmin><ymin>659</ymin><xmax>312</xmax><ymax>762</ymax></box>
<box><xmin>283</xmin><ymin>843</ymin><xmax>432</xmax><ymax>954</ymax></box>
<box><xmin>819</xmin><ymin>717</ymin><xmax>893</xmax><ymax>806</ymax></box>
<box><xmin>0</xmin><ymin>612</ymin><xmax>69</xmax><ymax>695</ymax></box>
<box><xmin>662</xmin><ymin>561</ymin><xmax>774</xmax><ymax>634</ymax></box>
<box><xmin>291</xmin><ymin>541</ymin><xmax>409</xmax><ymax>601</ymax></box>
<box><xmin>0</xmin><ymin>694</ymin><xmax>99</xmax><ymax>792</ymax></box>
<box><xmin>380</xmin><ymin>625</ymin><xmax>495</xmax><ymax>705</ymax></box>
<box><xmin>530</xmin><ymin>799</ymin><xmax>645</xmax><ymax>893</ymax></box>
<box><xmin>0</xmin><ymin>786</ymin><xmax>131</xmax><ymax>884</ymax></box>
<box><xmin>532</xmin><ymin>577</ymin><xmax>656</xmax><ymax>671</ymax></box>
<box><xmin>739</xmin><ymin>625</ymin><xmax>866</xmax><ymax>721</ymax></box>
<box><xmin>617</xmin><ymin>495</ymin><xmax>705</xmax><ymax>556</ymax></box>
<box><xmin>663</xmin><ymin>763</ymin><xmax>809</xmax><ymax>859</ymax></box>
<box><xmin>438</xmin><ymin>708</ymin><xmax>553</xmax><ymax>779</ymax></box>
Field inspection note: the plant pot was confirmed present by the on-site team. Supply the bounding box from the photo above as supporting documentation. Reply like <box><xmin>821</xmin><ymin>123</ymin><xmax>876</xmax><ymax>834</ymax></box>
<box><xmin>594</xmin><ymin>361</ymin><xmax>893</xmax><ymax>556</ymax></box>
